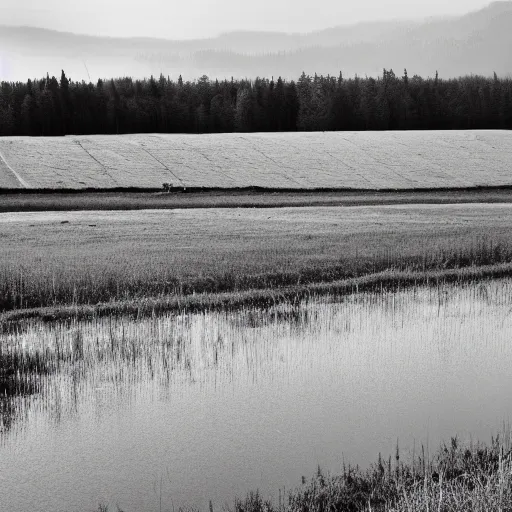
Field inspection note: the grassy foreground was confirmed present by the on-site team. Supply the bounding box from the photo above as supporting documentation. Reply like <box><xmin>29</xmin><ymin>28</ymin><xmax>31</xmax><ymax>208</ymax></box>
<box><xmin>234</xmin><ymin>436</ymin><xmax>512</xmax><ymax>512</ymax></box>
<box><xmin>3</xmin><ymin>205</ymin><xmax>512</xmax><ymax>320</ymax></box>
<box><xmin>95</xmin><ymin>435</ymin><xmax>512</xmax><ymax>512</ymax></box>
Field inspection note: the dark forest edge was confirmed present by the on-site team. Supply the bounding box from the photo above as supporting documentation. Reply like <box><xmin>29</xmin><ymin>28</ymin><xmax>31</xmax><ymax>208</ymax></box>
<box><xmin>98</xmin><ymin>433</ymin><xmax>512</xmax><ymax>512</ymax></box>
<box><xmin>0</xmin><ymin>69</ymin><xmax>511</xmax><ymax>136</ymax></box>
<box><xmin>3</xmin><ymin>187</ymin><xmax>512</xmax><ymax>213</ymax></box>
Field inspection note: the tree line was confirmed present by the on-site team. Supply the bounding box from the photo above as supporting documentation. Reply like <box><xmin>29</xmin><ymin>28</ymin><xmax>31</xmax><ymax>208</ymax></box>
<box><xmin>0</xmin><ymin>69</ymin><xmax>511</xmax><ymax>136</ymax></box>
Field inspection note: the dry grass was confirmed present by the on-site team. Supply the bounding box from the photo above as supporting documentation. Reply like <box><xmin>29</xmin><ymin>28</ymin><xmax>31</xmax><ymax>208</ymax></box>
<box><xmin>2</xmin><ymin>205</ymin><xmax>512</xmax><ymax>316</ymax></box>
<box><xmin>1</xmin><ymin>131</ymin><xmax>512</xmax><ymax>190</ymax></box>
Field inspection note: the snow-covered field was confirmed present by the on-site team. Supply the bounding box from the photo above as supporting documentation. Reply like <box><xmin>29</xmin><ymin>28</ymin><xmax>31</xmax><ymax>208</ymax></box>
<box><xmin>1</xmin><ymin>130</ymin><xmax>511</xmax><ymax>190</ymax></box>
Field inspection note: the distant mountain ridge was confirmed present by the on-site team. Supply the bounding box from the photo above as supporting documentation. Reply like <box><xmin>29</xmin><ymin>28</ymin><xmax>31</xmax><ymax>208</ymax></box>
<box><xmin>1</xmin><ymin>1</ymin><xmax>511</xmax><ymax>82</ymax></box>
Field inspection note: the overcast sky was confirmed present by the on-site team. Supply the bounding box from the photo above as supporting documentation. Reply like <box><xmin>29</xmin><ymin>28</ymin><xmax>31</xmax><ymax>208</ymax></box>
<box><xmin>0</xmin><ymin>0</ymin><xmax>495</xmax><ymax>39</ymax></box>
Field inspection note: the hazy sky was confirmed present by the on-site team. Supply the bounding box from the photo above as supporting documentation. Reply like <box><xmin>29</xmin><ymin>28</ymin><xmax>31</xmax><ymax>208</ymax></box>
<box><xmin>0</xmin><ymin>0</ymin><xmax>495</xmax><ymax>39</ymax></box>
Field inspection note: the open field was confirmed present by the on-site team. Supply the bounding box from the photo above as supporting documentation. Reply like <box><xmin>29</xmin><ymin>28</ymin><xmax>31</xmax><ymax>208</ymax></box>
<box><xmin>1</xmin><ymin>130</ymin><xmax>512</xmax><ymax>190</ymax></box>
<box><xmin>4</xmin><ymin>188</ymin><xmax>512</xmax><ymax>212</ymax></box>
<box><xmin>3</xmin><ymin>203</ymin><xmax>512</xmax><ymax>317</ymax></box>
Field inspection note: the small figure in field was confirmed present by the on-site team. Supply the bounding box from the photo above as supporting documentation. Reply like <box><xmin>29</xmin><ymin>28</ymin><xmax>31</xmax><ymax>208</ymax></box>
<box><xmin>163</xmin><ymin>183</ymin><xmax>186</xmax><ymax>192</ymax></box>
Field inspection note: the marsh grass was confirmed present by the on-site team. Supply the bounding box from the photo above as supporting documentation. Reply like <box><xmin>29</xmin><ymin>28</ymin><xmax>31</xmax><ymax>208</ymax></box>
<box><xmin>2</xmin><ymin>276</ymin><xmax>511</xmax><ymax>413</ymax></box>
<box><xmin>3</xmin><ymin>279</ymin><xmax>512</xmax><ymax>509</ymax></box>
<box><xmin>2</xmin><ymin>237</ymin><xmax>512</xmax><ymax>320</ymax></box>
<box><xmin>3</xmin><ymin>261</ymin><xmax>512</xmax><ymax>325</ymax></box>
<box><xmin>0</xmin><ymin>269</ymin><xmax>510</xmax><ymax>436</ymax></box>
<box><xmin>93</xmin><ymin>435</ymin><xmax>512</xmax><ymax>512</ymax></box>
<box><xmin>227</xmin><ymin>435</ymin><xmax>512</xmax><ymax>512</ymax></box>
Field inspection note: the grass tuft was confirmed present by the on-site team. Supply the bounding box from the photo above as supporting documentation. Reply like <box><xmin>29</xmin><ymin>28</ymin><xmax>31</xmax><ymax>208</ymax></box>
<box><xmin>92</xmin><ymin>435</ymin><xmax>512</xmax><ymax>512</ymax></box>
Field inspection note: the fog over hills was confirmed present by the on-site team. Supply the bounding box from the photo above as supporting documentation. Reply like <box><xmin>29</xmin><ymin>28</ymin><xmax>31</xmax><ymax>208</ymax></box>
<box><xmin>0</xmin><ymin>1</ymin><xmax>511</xmax><ymax>82</ymax></box>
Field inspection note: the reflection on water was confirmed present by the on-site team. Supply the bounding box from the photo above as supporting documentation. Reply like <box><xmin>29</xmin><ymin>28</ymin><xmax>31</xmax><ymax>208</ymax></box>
<box><xmin>1</xmin><ymin>279</ymin><xmax>512</xmax><ymax>512</ymax></box>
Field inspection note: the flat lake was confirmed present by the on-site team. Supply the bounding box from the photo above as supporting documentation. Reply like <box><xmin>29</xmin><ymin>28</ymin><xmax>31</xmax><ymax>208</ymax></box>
<box><xmin>1</xmin><ymin>279</ymin><xmax>512</xmax><ymax>512</ymax></box>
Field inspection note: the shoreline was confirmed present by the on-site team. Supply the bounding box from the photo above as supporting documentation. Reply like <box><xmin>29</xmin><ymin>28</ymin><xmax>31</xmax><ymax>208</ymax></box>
<box><xmin>93</xmin><ymin>433</ymin><xmax>512</xmax><ymax>512</ymax></box>
<box><xmin>3</xmin><ymin>263</ymin><xmax>512</xmax><ymax>325</ymax></box>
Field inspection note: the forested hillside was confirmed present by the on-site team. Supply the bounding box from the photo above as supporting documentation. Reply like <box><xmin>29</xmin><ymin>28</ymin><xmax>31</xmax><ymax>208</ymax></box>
<box><xmin>0</xmin><ymin>70</ymin><xmax>511</xmax><ymax>136</ymax></box>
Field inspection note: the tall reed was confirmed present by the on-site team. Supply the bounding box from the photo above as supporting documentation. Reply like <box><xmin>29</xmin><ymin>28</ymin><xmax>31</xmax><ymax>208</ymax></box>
<box><xmin>2</xmin><ymin>237</ymin><xmax>512</xmax><ymax>314</ymax></box>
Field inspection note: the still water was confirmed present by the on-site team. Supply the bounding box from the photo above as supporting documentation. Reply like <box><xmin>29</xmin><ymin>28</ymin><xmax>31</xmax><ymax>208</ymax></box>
<box><xmin>1</xmin><ymin>279</ymin><xmax>512</xmax><ymax>512</ymax></box>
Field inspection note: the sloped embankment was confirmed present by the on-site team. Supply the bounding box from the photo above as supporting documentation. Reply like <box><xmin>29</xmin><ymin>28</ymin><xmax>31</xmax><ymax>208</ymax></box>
<box><xmin>1</xmin><ymin>130</ymin><xmax>512</xmax><ymax>190</ymax></box>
